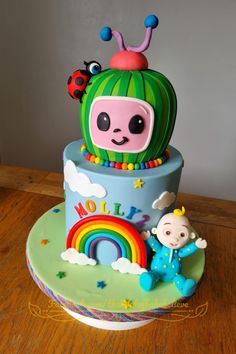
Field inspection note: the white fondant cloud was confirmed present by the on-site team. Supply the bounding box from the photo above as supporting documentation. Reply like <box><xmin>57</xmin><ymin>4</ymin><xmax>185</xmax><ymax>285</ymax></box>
<box><xmin>111</xmin><ymin>257</ymin><xmax>147</xmax><ymax>275</ymax></box>
<box><xmin>61</xmin><ymin>248</ymin><xmax>97</xmax><ymax>266</ymax></box>
<box><xmin>152</xmin><ymin>191</ymin><xmax>176</xmax><ymax>210</ymax></box>
<box><xmin>64</xmin><ymin>160</ymin><xmax>106</xmax><ymax>198</ymax></box>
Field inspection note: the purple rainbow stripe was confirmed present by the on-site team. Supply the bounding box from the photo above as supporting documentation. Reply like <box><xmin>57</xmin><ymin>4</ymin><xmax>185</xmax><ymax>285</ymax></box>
<box><xmin>89</xmin><ymin>237</ymin><xmax>122</xmax><ymax>259</ymax></box>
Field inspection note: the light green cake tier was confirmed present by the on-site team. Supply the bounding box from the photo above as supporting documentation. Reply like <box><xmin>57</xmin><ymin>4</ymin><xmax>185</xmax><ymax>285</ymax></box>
<box><xmin>26</xmin><ymin>203</ymin><xmax>205</xmax><ymax>319</ymax></box>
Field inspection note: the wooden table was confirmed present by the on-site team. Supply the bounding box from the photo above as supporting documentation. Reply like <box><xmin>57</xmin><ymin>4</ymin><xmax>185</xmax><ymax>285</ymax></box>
<box><xmin>0</xmin><ymin>165</ymin><xmax>235</xmax><ymax>354</ymax></box>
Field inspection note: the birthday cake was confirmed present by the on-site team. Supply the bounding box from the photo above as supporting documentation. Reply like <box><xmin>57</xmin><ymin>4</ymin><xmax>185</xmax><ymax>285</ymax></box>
<box><xmin>26</xmin><ymin>14</ymin><xmax>207</xmax><ymax>330</ymax></box>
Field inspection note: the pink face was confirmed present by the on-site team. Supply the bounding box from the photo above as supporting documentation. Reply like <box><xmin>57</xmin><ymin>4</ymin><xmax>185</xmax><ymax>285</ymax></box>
<box><xmin>89</xmin><ymin>96</ymin><xmax>154</xmax><ymax>153</ymax></box>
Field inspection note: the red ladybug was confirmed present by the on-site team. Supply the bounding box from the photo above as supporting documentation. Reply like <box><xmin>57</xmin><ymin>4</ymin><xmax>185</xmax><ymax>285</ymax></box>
<box><xmin>67</xmin><ymin>61</ymin><xmax>102</xmax><ymax>102</ymax></box>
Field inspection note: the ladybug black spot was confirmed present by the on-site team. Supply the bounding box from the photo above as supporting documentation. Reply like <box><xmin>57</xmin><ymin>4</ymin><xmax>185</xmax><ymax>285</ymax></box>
<box><xmin>80</xmin><ymin>69</ymin><xmax>87</xmax><ymax>75</ymax></box>
<box><xmin>74</xmin><ymin>90</ymin><xmax>82</xmax><ymax>99</ymax></box>
<box><xmin>75</xmin><ymin>77</ymin><xmax>84</xmax><ymax>85</ymax></box>
<box><xmin>67</xmin><ymin>76</ymin><xmax>72</xmax><ymax>85</ymax></box>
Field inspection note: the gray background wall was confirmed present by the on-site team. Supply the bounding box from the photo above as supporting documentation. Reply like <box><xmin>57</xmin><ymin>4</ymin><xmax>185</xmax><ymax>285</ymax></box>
<box><xmin>1</xmin><ymin>0</ymin><xmax>235</xmax><ymax>200</ymax></box>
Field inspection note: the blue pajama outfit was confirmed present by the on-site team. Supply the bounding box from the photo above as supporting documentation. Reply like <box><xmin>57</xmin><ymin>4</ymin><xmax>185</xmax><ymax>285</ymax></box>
<box><xmin>140</xmin><ymin>236</ymin><xmax>199</xmax><ymax>297</ymax></box>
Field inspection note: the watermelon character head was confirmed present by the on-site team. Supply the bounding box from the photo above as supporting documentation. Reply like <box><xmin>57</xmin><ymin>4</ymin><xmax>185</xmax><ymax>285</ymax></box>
<box><xmin>78</xmin><ymin>15</ymin><xmax>177</xmax><ymax>165</ymax></box>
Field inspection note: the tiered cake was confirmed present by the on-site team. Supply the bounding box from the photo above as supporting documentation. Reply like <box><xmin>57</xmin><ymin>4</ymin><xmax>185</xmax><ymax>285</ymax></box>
<box><xmin>26</xmin><ymin>14</ymin><xmax>206</xmax><ymax>330</ymax></box>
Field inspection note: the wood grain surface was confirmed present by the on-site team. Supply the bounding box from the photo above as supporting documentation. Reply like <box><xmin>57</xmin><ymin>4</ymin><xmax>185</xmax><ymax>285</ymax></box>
<box><xmin>0</xmin><ymin>165</ymin><xmax>235</xmax><ymax>354</ymax></box>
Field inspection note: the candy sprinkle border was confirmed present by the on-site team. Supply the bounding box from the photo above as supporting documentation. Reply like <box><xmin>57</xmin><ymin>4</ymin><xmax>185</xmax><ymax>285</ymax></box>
<box><xmin>80</xmin><ymin>144</ymin><xmax>170</xmax><ymax>170</ymax></box>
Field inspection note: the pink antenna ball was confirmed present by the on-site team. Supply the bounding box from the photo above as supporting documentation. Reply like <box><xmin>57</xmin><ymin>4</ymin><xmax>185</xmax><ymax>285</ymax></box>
<box><xmin>110</xmin><ymin>51</ymin><xmax>148</xmax><ymax>70</ymax></box>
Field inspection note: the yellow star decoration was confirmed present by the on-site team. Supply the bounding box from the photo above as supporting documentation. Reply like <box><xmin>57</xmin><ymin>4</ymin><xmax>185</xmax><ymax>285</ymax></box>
<box><xmin>134</xmin><ymin>179</ymin><xmax>144</xmax><ymax>189</ymax></box>
<box><xmin>121</xmin><ymin>299</ymin><xmax>134</xmax><ymax>309</ymax></box>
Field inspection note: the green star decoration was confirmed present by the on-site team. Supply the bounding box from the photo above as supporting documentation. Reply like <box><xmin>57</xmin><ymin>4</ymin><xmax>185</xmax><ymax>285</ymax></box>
<box><xmin>56</xmin><ymin>271</ymin><xmax>66</xmax><ymax>279</ymax></box>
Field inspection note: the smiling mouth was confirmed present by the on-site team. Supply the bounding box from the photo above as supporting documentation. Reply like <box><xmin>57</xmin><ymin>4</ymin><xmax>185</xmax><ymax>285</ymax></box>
<box><xmin>170</xmin><ymin>242</ymin><xmax>178</xmax><ymax>247</ymax></box>
<box><xmin>111</xmin><ymin>137</ymin><xmax>129</xmax><ymax>145</ymax></box>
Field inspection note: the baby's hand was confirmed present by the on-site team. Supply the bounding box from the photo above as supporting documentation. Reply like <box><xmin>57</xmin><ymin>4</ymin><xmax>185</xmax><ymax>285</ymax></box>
<box><xmin>141</xmin><ymin>230</ymin><xmax>151</xmax><ymax>240</ymax></box>
<box><xmin>195</xmin><ymin>238</ymin><xmax>207</xmax><ymax>249</ymax></box>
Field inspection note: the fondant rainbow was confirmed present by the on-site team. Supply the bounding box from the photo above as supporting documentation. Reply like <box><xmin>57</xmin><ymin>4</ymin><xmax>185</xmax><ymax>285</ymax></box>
<box><xmin>66</xmin><ymin>215</ymin><xmax>147</xmax><ymax>268</ymax></box>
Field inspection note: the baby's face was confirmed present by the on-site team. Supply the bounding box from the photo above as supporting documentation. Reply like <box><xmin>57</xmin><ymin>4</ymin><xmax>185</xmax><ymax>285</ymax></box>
<box><xmin>89</xmin><ymin>96</ymin><xmax>154</xmax><ymax>153</ymax></box>
<box><xmin>156</xmin><ymin>214</ymin><xmax>190</xmax><ymax>249</ymax></box>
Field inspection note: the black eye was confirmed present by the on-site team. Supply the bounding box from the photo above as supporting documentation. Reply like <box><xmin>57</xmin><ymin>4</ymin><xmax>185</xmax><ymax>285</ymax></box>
<box><xmin>180</xmin><ymin>232</ymin><xmax>186</xmax><ymax>237</ymax></box>
<box><xmin>128</xmin><ymin>115</ymin><xmax>145</xmax><ymax>134</ymax></box>
<box><xmin>165</xmin><ymin>230</ymin><xmax>171</xmax><ymax>236</ymax></box>
<box><xmin>97</xmin><ymin>112</ymin><xmax>110</xmax><ymax>131</ymax></box>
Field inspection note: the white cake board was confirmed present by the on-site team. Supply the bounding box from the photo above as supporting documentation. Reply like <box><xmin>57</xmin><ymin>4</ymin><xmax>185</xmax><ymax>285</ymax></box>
<box><xmin>63</xmin><ymin>307</ymin><xmax>154</xmax><ymax>331</ymax></box>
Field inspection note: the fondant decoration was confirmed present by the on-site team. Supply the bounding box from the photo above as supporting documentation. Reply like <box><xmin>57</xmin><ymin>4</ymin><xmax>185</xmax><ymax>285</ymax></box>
<box><xmin>173</xmin><ymin>206</ymin><xmax>185</xmax><ymax>216</ymax></box>
<box><xmin>134</xmin><ymin>179</ymin><xmax>144</xmax><ymax>189</ymax></box>
<box><xmin>66</xmin><ymin>215</ymin><xmax>147</xmax><ymax>268</ymax></box>
<box><xmin>64</xmin><ymin>160</ymin><xmax>106</xmax><ymax>198</ymax></box>
<box><xmin>61</xmin><ymin>248</ymin><xmax>97</xmax><ymax>266</ymax></box>
<box><xmin>126</xmin><ymin>207</ymin><xmax>141</xmax><ymax>220</ymax></box>
<box><xmin>99</xmin><ymin>201</ymin><xmax>110</xmax><ymax>215</ymax></box>
<box><xmin>135</xmin><ymin>215</ymin><xmax>151</xmax><ymax>229</ymax></box>
<box><xmin>26</xmin><ymin>9</ymin><xmax>207</xmax><ymax>325</ymax></box>
<box><xmin>27</xmin><ymin>203</ymin><xmax>205</xmax><ymax>318</ymax></box>
<box><xmin>53</xmin><ymin>208</ymin><xmax>61</xmax><ymax>213</ymax></box>
<box><xmin>152</xmin><ymin>191</ymin><xmax>176</xmax><ymax>210</ymax></box>
<box><xmin>97</xmin><ymin>281</ymin><xmax>106</xmax><ymax>289</ymax></box>
<box><xmin>40</xmin><ymin>239</ymin><xmax>49</xmax><ymax>246</ymax></box>
<box><xmin>113</xmin><ymin>202</ymin><xmax>124</xmax><ymax>216</ymax></box>
<box><xmin>80</xmin><ymin>144</ymin><xmax>170</xmax><ymax>169</ymax></box>
<box><xmin>140</xmin><ymin>207</ymin><xmax>207</xmax><ymax>297</ymax></box>
<box><xmin>56</xmin><ymin>271</ymin><xmax>66</xmax><ymax>279</ymax></box>
<box><xmin>74</xmin><ymin>200</ymin><xmax>142</xmax><ymax>221</ymax></box>
<box><xmin>67</xmin><ymin>61</ymin><xmax>101</xmax><ymax>102</ymax></box>
<box><xmin>111</xmin><ymin>257</ymin><xmax>147</xmax><ymax>275</ymax></box>
<box><xmin>100</xmin><ymin>14</ymin><xmax>159</xmax><ymax>71</ymax></box>
<box><xmin>74</xmin><ymin>199</ymin><xmax>144</xmax><ymax>223</ymax></box>
<box><xmin>89</xmin><ymin>96</ymin><xmax>154</xmax><ymax>153</ymax></box>
<box><xmin>80</xmin><ymin>71</ymin><xmax>176</xmax><ymax>164</ymax></box>
<box><xmin>78</xmin><ymin>13</ymin><xmax>176</xmax><ymax>165</ymax></box>
<box><xmin>121</xmin><ymin>299</ymin><xmax>133</xmax><ymax>309</ymax></box>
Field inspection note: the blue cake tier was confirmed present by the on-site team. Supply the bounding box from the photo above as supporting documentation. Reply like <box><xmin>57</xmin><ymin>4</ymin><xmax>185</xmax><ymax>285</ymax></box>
<box><xmin>63</xmin><ymin>139</ymin><xmax>183</xmax><ymax>266</ymax></box>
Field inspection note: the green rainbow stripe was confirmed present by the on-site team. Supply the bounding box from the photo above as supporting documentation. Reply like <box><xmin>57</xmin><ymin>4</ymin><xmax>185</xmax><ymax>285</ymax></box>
<box><xmin>79</xmin><ymin>228</ymin><xmax>132</xmax><ymax>261</ymax></box>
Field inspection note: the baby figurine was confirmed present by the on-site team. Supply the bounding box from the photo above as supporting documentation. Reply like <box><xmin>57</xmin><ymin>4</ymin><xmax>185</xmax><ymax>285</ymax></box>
<box><xmin>140</xmin><ymin>207</ymin><xmax>207</xmax><ymax>297</ymax></box>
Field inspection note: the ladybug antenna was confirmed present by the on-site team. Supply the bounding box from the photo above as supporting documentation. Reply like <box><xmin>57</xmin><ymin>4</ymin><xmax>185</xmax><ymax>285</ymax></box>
<box><xmin>100</xmin><ymin>14</ymin><xmax>159</xmax><ymax>53</ymax></box>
